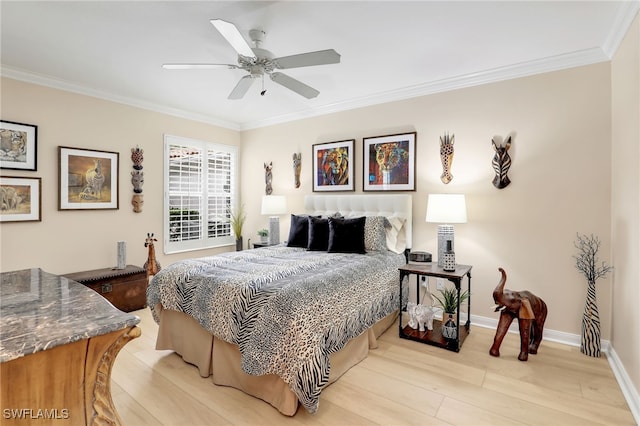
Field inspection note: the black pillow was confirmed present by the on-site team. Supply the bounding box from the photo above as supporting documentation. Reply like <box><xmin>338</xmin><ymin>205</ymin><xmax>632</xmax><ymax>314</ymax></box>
<box><xmin>307</xmin><ymin>216</ymin><xmax>330</xmax><ymax>251</ymax></box>
<box><xmin>328</xmin><ymin>216</ymin><xmax>366</xmax><ymax>254</ymax></box>
<box><xmin>287</xmin><ymin>214</ymin><xmax>310</xmax><ymax>248</ymax></box>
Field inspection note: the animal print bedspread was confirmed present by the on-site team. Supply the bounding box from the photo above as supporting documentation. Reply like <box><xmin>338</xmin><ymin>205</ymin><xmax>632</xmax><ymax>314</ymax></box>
<box><xmin>147</xmin><ymin>245</ymin><xmax>407</xmax><ymax>413</ymax></box>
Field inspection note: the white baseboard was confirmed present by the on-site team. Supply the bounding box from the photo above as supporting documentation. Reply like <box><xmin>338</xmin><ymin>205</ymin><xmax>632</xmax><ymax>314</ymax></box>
<box><xmin>606</xmin><ymin>346</ymin><xmax>640</xmax><ymax>424</ymax></box>
<box><xmin>469</xmin><ymin>314</ymin><xmax>639</xmax><ymax>425</ymax></box>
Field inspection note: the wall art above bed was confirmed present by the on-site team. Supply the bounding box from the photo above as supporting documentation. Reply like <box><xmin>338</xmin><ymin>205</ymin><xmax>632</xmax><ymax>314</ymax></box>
<box><xmin>363</xmin><ymin>132</ymin><xmax>416</xmax><ymax>191</ymax></box>
<box><xmin>312</xmin><ymin>139</ymin><xmax>354</xmax><ymax>192</ymax></box>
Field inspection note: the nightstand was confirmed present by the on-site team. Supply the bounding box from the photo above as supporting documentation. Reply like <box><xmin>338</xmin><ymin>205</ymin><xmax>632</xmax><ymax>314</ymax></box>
<box><xmin>252</xmin><ymin>242</ymin><xmax>276</xmax><ymax>248</ymax></box>
<box><xmin>398</xmin><ymin>263</ymin><xmax>472</xmax><ymax>352</ymax></box>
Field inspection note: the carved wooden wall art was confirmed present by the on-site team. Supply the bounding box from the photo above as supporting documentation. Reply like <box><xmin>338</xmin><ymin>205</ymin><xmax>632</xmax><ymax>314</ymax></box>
<box><xmin>264</xmin><ymin>161</ymin><xmax>273</xmax><ymax>195</ymax></box>
<box><xmin>439</xmin><ymin>133</ymin><xmax>454</xmax><ymax>184</ymax></box>
<box><xmin>293</xmin><ymin>153</ymin><xmax>301</xmax><ymax>188</ymax></box>
<box><xmin>131</xmin><ymin>146</ymin><xmax>144</xmax><ymax>212</ymax></box>
<box><xmin>491</xmin><ymin>136</ymin><xmax>512</xmax><ymax>189</ymax></box>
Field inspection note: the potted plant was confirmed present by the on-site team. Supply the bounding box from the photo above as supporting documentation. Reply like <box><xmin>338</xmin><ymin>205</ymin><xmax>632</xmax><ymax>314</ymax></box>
<box><xmin>257</xmin><ymin>228</ymin><xmax>269</xmax><ymax>243</ymax></box>
<box><xmin>433</xmin><ymin>286</ymin><xmax>469</xmax><ymax>339</ymax></box>
<box><xmin>229</xmin><ymin>204</ymin><xmax>246</xmax><ymax>251</ymax></box>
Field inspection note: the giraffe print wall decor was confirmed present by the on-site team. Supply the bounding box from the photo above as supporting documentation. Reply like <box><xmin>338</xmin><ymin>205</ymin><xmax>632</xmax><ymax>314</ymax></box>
<box><xmin>439</xmin><ymin>133</ymin><xmax>455</xmax><ymax>184</ymax></box>
<box><xmin>491</xmin><ymin>136</ymin><xmax>512</xmax><ymax>189</ymax></box>
<box><xmin>264</xmin><ymin>162</ymin><xmax>273</xmax><ymax>195</ymax></box>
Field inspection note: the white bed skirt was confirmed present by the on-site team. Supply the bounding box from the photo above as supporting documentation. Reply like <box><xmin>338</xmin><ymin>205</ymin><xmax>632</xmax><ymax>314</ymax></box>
<box><xmin>155</xmin><ymin>307</ymin><xmax>397</xmax><ymax>415</ymax></box>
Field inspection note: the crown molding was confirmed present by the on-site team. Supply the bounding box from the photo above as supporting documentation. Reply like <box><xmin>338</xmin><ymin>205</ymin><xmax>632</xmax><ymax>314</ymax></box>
<box><xmin>2</xmin><ymin>45</ymin><xmax>610</xmax><ymax>132</ymax></box>
<box><xmin>0</xmin><ymin>65</ymin><xmax>242</xmax><ymax>131</ymax></box>
<box><xmin>239</xmin><ymin>47</ymin><xmax>610</xmax><ymax>130</ymax></box>
<box><xmin>602</xmin><ymin>0</ymin><xmax>640</xmax><ymax>58</ymax></box>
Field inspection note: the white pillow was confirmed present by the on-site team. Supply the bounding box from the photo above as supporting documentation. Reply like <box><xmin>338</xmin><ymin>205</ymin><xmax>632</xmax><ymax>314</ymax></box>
<box><xmin>385</xmin><ymin>216</ymin><xmax>406</xmax><ymax>254</ymax></box>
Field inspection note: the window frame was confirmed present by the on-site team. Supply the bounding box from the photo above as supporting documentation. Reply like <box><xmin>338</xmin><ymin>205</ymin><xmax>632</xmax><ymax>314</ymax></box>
<box><xmin>163</xmin><ymin>134</ymin><xmax>239</xmax><ymax>254</ymax></box>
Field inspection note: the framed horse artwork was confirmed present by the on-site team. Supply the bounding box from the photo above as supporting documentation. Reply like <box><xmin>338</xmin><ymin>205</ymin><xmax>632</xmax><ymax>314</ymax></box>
<box><xmin>312</xmin><ymin>139</ymin><xmax>354</xmax><ymax>192</ymax></box>
<box><xmin>363</xmin><ymin>132</ymin><xmax>416</xmax><ymax>191</ymax></box>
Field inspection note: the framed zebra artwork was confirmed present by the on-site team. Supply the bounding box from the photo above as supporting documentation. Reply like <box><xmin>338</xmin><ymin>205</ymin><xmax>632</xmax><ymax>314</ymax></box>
<box><xmin>58</xmin><ymin>146</ymin><xmax>119</xmax><ymax>210</ymax></box>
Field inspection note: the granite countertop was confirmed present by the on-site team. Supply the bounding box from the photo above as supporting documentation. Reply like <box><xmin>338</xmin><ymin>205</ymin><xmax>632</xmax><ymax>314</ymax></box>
<box><xmin>0</xmin><ymin>268</ymin><xmax>141</xmax><ymax>363</ymax></box>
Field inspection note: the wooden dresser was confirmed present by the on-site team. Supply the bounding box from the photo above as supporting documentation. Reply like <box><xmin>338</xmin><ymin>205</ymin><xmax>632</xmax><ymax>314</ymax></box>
<box><xmin>0</xmin><ymin>268</ymin><xmax>140</xmax><ymax>425</ymax></box>
<box><xmin>62</xmin><ymin>265</ymin><xmax>147</xmax><ymax>312</ymax></box>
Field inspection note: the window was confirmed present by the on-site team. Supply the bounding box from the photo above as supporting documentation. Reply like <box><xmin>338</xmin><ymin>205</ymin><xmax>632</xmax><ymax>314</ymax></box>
<box><xmin>164</xmin><ymin>135</ymin><xmax>238</xmax><ymax>254</ymax></box>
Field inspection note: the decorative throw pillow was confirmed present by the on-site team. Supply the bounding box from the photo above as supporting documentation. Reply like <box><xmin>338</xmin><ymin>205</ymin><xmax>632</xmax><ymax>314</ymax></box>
<box><xmin>364</xmin><ymin>216</ymin><xmax>388</xmax><ymax>252</ymax></box>
<box><xmin>328</xmin><ymin>216</ymin><xmax>366</xmax><ymax>254</ymax></box>
<box><xmin>385</xmin><ymin>216</ymin><xmax>407</xmax><ymax>254</ymax></box>
<box><xmin>287</xmin><ymin>214</ymin><xmax>311</xmax><ymax>248</ymax></box>
<box><xmin>307</xmin><ymin>216</ymin><xmax>330</xmax><ymax>251</ymax></box>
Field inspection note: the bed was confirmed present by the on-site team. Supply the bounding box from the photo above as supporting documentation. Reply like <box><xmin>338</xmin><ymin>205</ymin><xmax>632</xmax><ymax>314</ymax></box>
<box><xmin>147</xmin><ymin>194</ymin><xmax>412</xmax><ymax>415</ymax></box>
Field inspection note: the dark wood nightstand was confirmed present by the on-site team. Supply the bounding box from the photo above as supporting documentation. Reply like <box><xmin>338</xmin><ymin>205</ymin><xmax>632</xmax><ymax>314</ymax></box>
<box><xmin>398</xmin><ymin>263</ymin><xmax>472</xmax><ymax>352</ymax></box>
<box><xmin>252</xmin><ymin>242</ymin><xmax>276</xmax><ymax>248</ymax></box>
<box><xmin>62</xmin><ymin>265</ymin><xmax>147</xmax><ymax>312</ymax></box>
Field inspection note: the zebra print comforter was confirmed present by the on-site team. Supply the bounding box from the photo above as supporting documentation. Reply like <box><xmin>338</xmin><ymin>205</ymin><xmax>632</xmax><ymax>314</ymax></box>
<box><xmin>147</xmin><ymin>245</ymin><xmax>406</xmax><ymax>413</ymax></box>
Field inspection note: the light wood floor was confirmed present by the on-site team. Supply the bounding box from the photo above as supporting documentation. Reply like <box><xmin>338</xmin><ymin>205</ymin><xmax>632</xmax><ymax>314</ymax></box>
<box><xmin>111</xmin><ymin>308</ymin><xmax>635</xmax><ymax>425</ymax></box>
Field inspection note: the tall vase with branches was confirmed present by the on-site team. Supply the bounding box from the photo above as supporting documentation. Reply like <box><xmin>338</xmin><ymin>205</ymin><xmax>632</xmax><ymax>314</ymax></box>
<box><xmin>573</xmin><ymin>233</ymin><xmax>613</xmax><ymax>357</ymax></box>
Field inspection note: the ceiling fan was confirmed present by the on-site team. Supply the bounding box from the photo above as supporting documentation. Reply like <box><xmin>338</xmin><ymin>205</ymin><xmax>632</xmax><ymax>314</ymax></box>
<box><xmin>163</xmin><ymin>19</ymin><xmax>341</xmax><ymax>100</ymax></box>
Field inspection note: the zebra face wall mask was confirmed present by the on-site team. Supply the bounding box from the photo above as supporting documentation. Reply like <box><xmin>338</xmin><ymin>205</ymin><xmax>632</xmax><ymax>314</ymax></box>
<box><xmin>492</xmin><ymin>136</ymin><xmax>512</xmax><ymax>189</ymax></box>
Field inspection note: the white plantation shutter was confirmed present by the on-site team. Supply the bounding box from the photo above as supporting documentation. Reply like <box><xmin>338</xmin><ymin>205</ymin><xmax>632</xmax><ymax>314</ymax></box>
<box><xmin>164</xmin><ymin>135</ymin><xmax>238</xmax><ymax>253</ymax></box>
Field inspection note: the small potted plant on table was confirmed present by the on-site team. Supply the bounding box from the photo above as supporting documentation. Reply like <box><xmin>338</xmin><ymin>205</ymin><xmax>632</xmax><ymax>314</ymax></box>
<box><xmin>434</xmin><ymin>286</ymin><xmax>469</xmax><ymax>340</ymax></box>
<box><xmin>257</xmin><ymin>229</ymin><xmax>269</xmax><ymax>243</ymax></box>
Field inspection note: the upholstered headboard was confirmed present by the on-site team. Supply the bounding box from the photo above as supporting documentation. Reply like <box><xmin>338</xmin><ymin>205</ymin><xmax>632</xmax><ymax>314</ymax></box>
<box><xmin>304</xmin><ymin>194</ymin><xmax>412</xmax><ymax>249</ymax></box>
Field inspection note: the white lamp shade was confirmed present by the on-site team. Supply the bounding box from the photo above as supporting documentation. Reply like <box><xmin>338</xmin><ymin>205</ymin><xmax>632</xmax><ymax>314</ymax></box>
<box><xmin>261</xmin><ymin>195</ymin><xmax>287</xmax><ymax>215</ymax></box>
<box><xmin>425</xmin><ymin>194</ymin><xmax>467</xmax><ymax>223</ymax></box>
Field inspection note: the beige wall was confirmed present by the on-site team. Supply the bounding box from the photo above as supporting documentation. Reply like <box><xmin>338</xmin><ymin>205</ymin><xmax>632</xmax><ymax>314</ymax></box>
<box><xmin>1</xmin><ymin>31</ymin><xmax>636</xmax><ymax>406</ymax></box>
<box><xmin>0</xmin><ymin>78</ymin><xmax>240</xmax><ymax>274</ymax></box>
<box><xmin>241</xmin><ymin>63</ymin><xmax>613</xmax><ymax>338</ymax></box>
<box><xmin>0</xmin><ymin>62</ymin><xmax>616</xmax><ymax>339</ymax></box>
<box><xmin>611</xmin><ymin>12</ymin><xmax>640</xmax><ymax>400</ymax></box>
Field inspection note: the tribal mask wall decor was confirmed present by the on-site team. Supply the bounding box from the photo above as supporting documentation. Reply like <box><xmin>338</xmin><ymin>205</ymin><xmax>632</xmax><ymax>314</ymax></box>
<box><xmin>293</xmin><ymin>153</ymin><xmax>301</xmax><ymax>189</ymax></box>
<box><xmin>491</xmin><ymin>136</ymin><xmax>512</xmax><ymax>189</ymax></box>
<box><xmin>439</xmin><ymin>133</ymin><xmax>455</xmax><ymax>184</ymax></box>
<box><xmin>264</xmin><ymin>161</ymin><xmax>273</xmax><ymax>195</ymax></box>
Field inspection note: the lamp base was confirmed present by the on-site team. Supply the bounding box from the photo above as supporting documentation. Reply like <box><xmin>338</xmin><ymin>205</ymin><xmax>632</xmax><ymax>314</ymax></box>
<box><xmin>268</xmin><ymin>216</ymin><xmax>280</xmax><ymax>245</ymax></box>
<box><xmin>437</xmin><ymin>225</ymin><xmax>454</xmax><ymax>267</ymax></box>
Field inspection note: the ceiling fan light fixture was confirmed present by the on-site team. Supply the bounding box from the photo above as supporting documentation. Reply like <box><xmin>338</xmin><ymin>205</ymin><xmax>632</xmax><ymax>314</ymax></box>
<box><xmin>210</xmin><ymin>19</ymin><xmax>255</xmax><ymax>58</ymax></box>
<box><xmin>168</xmin><ymin>20</ymin><xmax>339</xmax><ymax>100</ymax></box>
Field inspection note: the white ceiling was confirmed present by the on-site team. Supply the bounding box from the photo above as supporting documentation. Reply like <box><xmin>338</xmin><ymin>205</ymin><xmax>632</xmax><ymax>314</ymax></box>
<box><xmin>1</xmin><ymin>1</ymin><xmax>638</xmax><ymax>130</ymax></box>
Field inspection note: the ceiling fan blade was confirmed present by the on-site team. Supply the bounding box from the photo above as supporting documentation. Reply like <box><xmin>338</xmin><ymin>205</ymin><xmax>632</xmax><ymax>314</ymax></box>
<box><xmin>228</xmin><ymin>75</ymin><xmax>255</xmax><ymax>99</ymax></box>
<box><xmin>274</xmin><ymin>49</ymin><xmax>340</xmax><ymax>69</ymax></box>
<box><xmin>270</xmin><ymin>72</ymin><xmax>319</xmax><ymax>99</ymax></box>
<box><xmin>210</xmin><ymin>19</ymin><xmax>256</xmax><ymax>59</ymax></box>
<box><xmin>162</xmin><ymin>63</ymin><xmax>238</xmax><ymax>70</ymax></box>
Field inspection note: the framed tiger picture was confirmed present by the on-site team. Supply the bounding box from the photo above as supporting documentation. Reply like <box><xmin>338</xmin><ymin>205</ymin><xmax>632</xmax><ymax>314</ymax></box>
<box><xmin>0</xmin><ymin>120</ymin><xmax>38</xmax><ymax>171</ymax></box>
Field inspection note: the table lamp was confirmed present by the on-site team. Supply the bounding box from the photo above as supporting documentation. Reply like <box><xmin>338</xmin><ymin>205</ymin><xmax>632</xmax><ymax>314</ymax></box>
<box><xmin>425</xmin><ymin>194</ymin><xmax>467</xmax><ymax>267</ymax></box>
<box><xmin>261</xmin><ymin>195</ymin><xmax>287</xmax><ymax>245</ymax></box>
